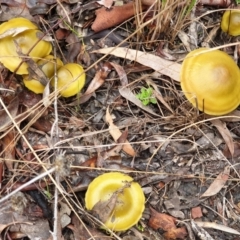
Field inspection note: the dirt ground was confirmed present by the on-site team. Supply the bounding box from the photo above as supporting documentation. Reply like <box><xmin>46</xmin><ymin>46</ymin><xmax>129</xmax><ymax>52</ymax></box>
<box><xmin>0</xmin><ymin>0</ymin><xmax>240</xmax><ymax>239</ymax></box>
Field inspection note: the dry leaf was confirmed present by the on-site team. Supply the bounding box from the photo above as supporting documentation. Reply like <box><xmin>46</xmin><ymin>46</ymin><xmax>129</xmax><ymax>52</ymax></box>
<box><xmin>95</xmin><ymin>47</ymin><xmax>181</xmax><ymax>81</ymax></box>
<box><xmin>149</xmin><ymin>207</ymin><xmax>176</xmax><ymax>231</ymax></box>
<box><xmin>195</xmin><ymin>221</ymin><xmax>240</xmax><ymax>235</ymax></box>
<box><xmin>201</xmin><ymin>166</ymin><xmax>230</xmax><ymax>198</ymax></box>
<box><xmin>163</xmin><ymin>227</ymin><xmax>188</xmax><ymax>240</ymax></box>
<box><xmin>91</xmin><ymin>182</ymin><xmax>131</xmax><ymax>224</ymax></box>
<box><xmin>109</xmin><ymin>62</ymin><xmax>128</xmax><ymax>86</ymax></box>
<box><xmin>97</xmin><ymin>144</ymin><xmax>123</xmax><ymax>167</ymax></box>
<box><xmin>211</xmin><ymin>119</ymin><xmax>234</xmax><ymax>156</ymax></box>
<box><xmin>92</xmin><ymin>3</ymin><xmax>138</xmax><ymax>32</ymax></box>
<box><xmin>223</xmin><ymin>142</ymin><xmax>240</xmax><ymax>159</ymax></box>
<box><xmin>106</xmin><ymin>108</ymin><xmax>136</xmax><ymax>156</ymax></box>
<box><xmin>148</xmin><ymin>207</ymin><xmax>187</xmax><ymax>240</ymax></box>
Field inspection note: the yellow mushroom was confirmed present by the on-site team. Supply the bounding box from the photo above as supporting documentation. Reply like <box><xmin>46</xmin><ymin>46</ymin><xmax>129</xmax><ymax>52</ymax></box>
<box><xmin>85</xmin><ymin>172</ymin><xmax>145</xmax><ymax>232</ymax></box>
<box><xmin>180</xmin><ymin>48</ymin><xmax>240</xmax><ymax>115</ymax></box>
<box><xmin>0</xmin><ymin>29</ymin><xmax>52</xmax><ymax>75</ymax></box>
<box><xmin>0</xmin><ymin>17</ymin><xmax>38</xmax><ymax>37</ymax></box>
<box><xmin>23</xmin><ymin>55</ymin><xmax>63</xmax><ymax>94</ymax></box>
<box><xmin>51</xmin><ymin>63</ymin><xmax>85</xmax><ymax>97</ymax></box>
<box><xmin>221</xmin><ymin>10</ymin><xmax>240</xmax><ymax>36</ymax></box>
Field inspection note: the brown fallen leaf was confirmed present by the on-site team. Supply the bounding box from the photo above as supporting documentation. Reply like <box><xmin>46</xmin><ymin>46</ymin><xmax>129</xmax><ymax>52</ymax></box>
<box><xmin>94</xmin><ymin>47</ymin><xmax>181</xmax><ymax>82</ymax></box>
<box><xmin>91</xmin><ymin>182</ymin><xmax>131</xmax><ymax>224</ymax></box>
<box><xmin>223</xmin><ymin>142</ymin><xmax>240</xmax><ymax>159</ymax></box>
<box><xmin>163</xmin><ymin>227</ymin><xmax>188</xmax><ymax>240</ymax></box>
<box><xmin>201</xmin><ymin>166</ymin><xmax>230</xmax><ymax>198</ymax></box>
<box><xmin>92</xmin><ymin>3</ymin><xmax>147</xmax><ymax>32</ymax></box>
<box><xmin>148</xmin><ymin>207</ymin><xmax>176</xmax><ymax>231</ymax></box>
<box><xmin>211</xmin><ymin>119</ymin><xmax>234</xmax><ymax>157</ymax></box>
<box><xmin>106</xmin><ymin>107</ymin><xmax>136</xmax><ymax>156</ymax></box>
<box><xmin>97</xmin><ymin>130</ymin><xmax>129</xmax><ymax>167</ymax></box>
<box><xmin>148</xmin><ymin>207</ymin><xmax>187</xmax><ymax>240</ymax></box>
<box><xmin>109</xmin><ymin>62</ymin><xmax>128</xmax><ymax>87</ymax></box>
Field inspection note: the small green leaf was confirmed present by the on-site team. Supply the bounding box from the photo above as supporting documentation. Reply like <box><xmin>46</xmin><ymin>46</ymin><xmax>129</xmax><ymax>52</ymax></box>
<box><xmin>150</xmin><ymin>97</ymin><xmax>157</xmax><ymax>104</ymax></box>
<box><xmin>136</xmin><ymin>87</ymin><xmax>157</xmax><ymax>106</ymax></box>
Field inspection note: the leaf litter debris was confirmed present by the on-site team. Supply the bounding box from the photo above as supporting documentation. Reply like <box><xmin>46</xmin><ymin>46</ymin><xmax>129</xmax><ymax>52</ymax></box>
<box><xmin>0</xmin><ymin>0</ymin><xmax>240</xmax><ymax>240</ymax></box>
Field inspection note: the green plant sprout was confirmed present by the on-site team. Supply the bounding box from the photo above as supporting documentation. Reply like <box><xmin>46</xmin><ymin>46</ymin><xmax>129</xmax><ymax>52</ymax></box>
<box><xmin>136</xmin><ymin>87</ymin><xmax>157</xmax><ymax>106</ymax></box>
<box><xmin>43</xmin><ymin>180</ymin><xmax>52</xmax><ymax>200</ymax></box>
<box><xmin>136</xmin><ymin>222</ymin><xmax>144</xmax><ymax>232</ymax></box>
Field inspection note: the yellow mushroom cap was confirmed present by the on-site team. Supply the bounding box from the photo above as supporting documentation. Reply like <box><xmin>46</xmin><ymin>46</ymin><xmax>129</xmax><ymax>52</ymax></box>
<box><xmin>180</xmin><ymin>48</ymin><xmax>240</xmax><ymax>115</ymax></box>
<box><xmin>23</xmin><ymin>78</ymin><xmax>45</xmax><ymax>94</ymax></box>
<box><xmin>51</xmin><ymin>63</ymin><xmax>86</xmax><ymax>98</ymax></box>
<box><xmin>0</xmin><ymin>17</ymin><xmax>38</xmax><ymax>37</ymax></box>
<box><xmin>221</xmin><ymin>10</ymin><xmax>240</xmax><ymax>36</ymax></box>
<box><xmin>23</xmin><ymin>55</ymin><xmax>63</xmax><ymax>94</ymax></box>
<box><xmin>37</xmin><ymin>55</ymin><xmax>63</xmax><ymax>79</ymax></box>
<box><xmin>0</xmin><ymin>29</ymin><xmax>52</xmax><ymax>75</ymax></box>
<box><xmin>85</xmin><ymin>172</ymin><xmax>145</xmax><ymax>232</ymax></box>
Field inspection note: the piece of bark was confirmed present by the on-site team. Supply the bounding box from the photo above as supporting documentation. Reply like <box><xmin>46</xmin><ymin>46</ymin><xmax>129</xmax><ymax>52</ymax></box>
<box><xmin>92</xmin><ymin>2</ymin><xmax>147</xmax><ymax>32</ymax></box>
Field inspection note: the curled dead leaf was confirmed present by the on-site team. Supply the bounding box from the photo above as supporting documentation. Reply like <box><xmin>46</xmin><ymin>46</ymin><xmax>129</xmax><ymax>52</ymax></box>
<box><xmin>106</xmin><ymin>107</ymin><xmax>136</xmax><ymax>156</ymax></box>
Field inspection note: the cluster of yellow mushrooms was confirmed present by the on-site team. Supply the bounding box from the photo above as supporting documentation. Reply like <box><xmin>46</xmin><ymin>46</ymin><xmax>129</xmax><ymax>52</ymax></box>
<box><xmin>180</xmin><ymin>9</ymin><xmax>240</xmax><ymax>116</ymax></box>
<box><xmin>0</xmin><ymin>17</ymin><xmax>85</xmax><ymax>97</ymax></box>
